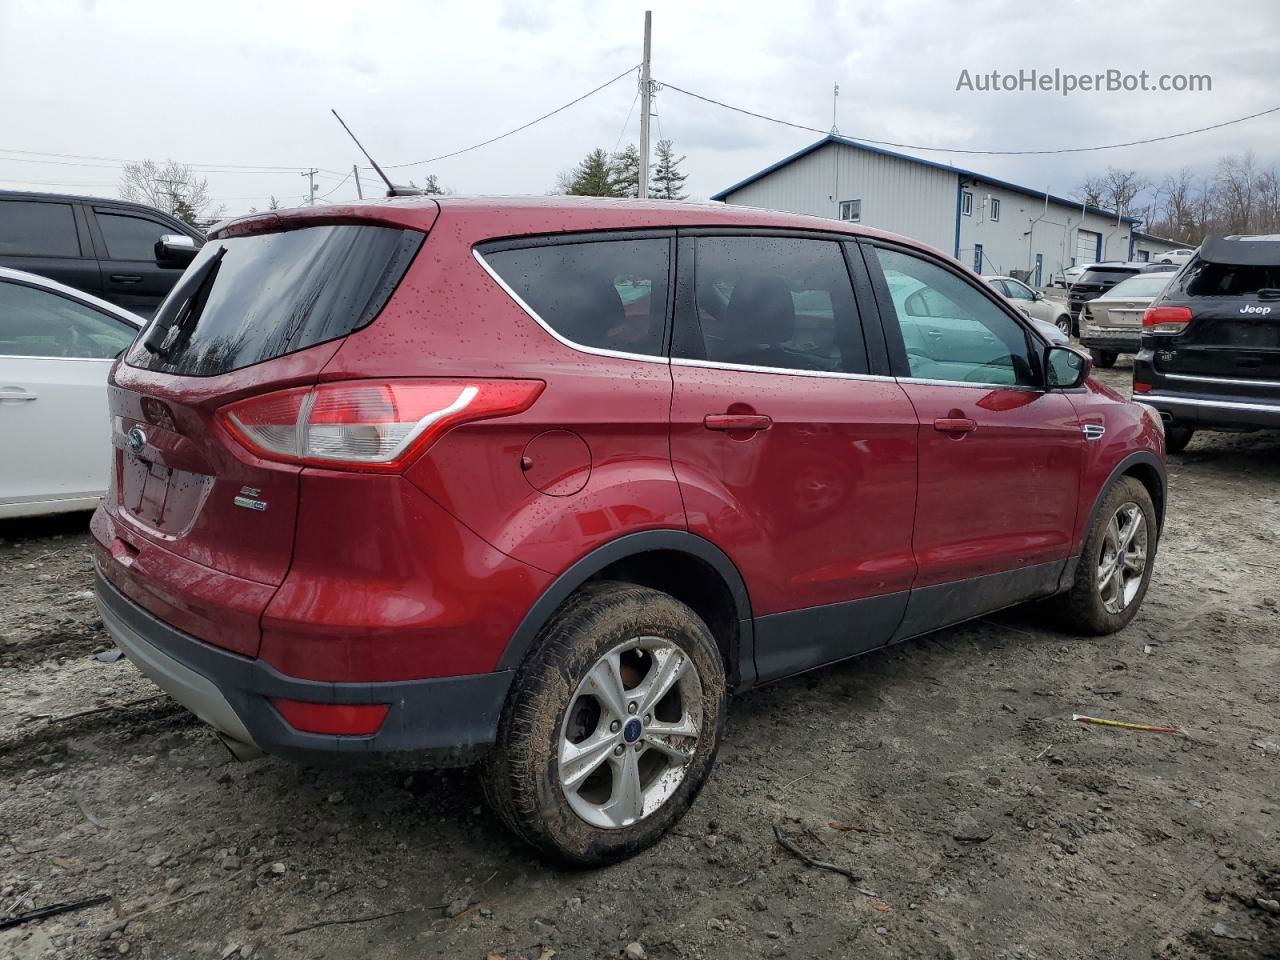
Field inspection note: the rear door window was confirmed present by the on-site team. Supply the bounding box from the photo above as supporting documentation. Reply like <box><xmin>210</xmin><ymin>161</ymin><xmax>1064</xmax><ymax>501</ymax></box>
<box><xmin>480</xmin><ymin>238</ymin><xmax>670</xmax><ymax>357</ymax></box>
<box><xmin>96</xmin><ymin>211</ymin><xmax>181</xmax><ymax>260</ymax></box>
<box><xmin>129</xmin><ymin>224</ymin><xmax>423</xmax><ymax>376</ymax></box>
<box><xmin>0</xmin><ymin>200</ymin><xmax>80</xmax><ymax>257</ymax></box>
<box><xmin>678</xmin><ymin>235</ymin><xmax>869</xmax><ymax>374</ymax></box>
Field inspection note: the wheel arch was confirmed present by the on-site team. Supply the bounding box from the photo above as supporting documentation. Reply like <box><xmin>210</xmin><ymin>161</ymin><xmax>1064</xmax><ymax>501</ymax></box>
<box><xmin>497</xmin><ymin>530</ymin><xmax>756</xmax><ymax>690</ymax></box>
<box><xmin>1083</xmin><ymin>451</ymin><xmax>1167</xmax><ymax>543</ymax></box>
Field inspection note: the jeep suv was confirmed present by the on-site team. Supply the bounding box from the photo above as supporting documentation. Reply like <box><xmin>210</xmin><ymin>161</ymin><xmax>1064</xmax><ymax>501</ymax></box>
<box><xmin>92</xmin><ymin>197</ymin><xmax>1166</xmax><ymax>864</ymax></box>
<box><xmin>1134</xmin><ymin>234</ymin><xmax>1280</xmax><ymax>452</ymax></box>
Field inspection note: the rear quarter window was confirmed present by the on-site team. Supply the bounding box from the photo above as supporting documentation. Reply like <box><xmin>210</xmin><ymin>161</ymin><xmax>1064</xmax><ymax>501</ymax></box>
<box><xmin>479</xmin><ymin>238</ymin><xmax>670</xmax><ymax>357</ymax></box>
<box><xmin>128</xmin><ymin>224</ymin><xmax>423</xmax><ymax>377</ymax></box>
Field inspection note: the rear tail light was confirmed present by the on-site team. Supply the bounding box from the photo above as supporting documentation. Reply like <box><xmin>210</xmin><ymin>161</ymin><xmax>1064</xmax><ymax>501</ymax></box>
<box><xmin>271</xmin><ymin>698</ymin><xmax>389</xmax><ymax>736</ymax></box>
<box><xmin>218</xmin><ymin>379</ymin><xmax>545</xmax><ymax>471</ymax></box>
<box><xmin>1133</xmin><ymin>382</ymin><xmax>1152</xmax><ymax>393</ymax></box>
<box><xmin>1143</xmin><ymin>305</ymin><xmax>1192</xmax><ymax>334</ymax></box>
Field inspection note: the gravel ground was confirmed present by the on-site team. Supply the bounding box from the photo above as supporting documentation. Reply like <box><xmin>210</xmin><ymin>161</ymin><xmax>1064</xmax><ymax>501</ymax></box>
<box><xmin>1</xmin><ymin>361</ymin><xmax>1277</xmax><ymax>960</ymax></box>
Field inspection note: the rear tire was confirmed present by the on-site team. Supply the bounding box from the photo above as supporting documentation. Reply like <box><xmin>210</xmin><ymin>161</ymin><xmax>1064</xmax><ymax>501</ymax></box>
<box><xmin>1052</xmin><ymin>477</ymin><xmax>1157</xmax><ymax>635</ymax></box>
<box><xmin>1089</xmin><ymin>349</ymin><xmax>1118</xmax><ymax>368</ymax></box>
<box><xmin>1165</xmin><ymin>424</ymin><xmax>1195</xmax><ymax>454</ymax></box>
<box><xmin>482</xmin><ymin>581</ymin><xmax>726</xmax><ymax>865</ymax></box>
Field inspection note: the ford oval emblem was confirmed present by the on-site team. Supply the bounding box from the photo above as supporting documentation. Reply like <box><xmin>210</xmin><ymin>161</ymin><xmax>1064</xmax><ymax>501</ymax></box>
<box><xmin>126</xmin><ymin>426</ymin><xmax>147</xmax><ymax>455</ymax></box>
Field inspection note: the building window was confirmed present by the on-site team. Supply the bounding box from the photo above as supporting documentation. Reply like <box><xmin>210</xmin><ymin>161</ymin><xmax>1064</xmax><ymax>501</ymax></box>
<box><xmin>989</xmin><ymin>198</ymin><xmax>1001</xmax><ymax>222</ymax></box>
<box><xmin>961</xmin><ymin>191</ymin><xmax>973</xmax><ymax>217</ymax></box>
<box><xmin>973</xmin><ymin>243</ymin><xmax>984</xmax><ymax>273</ymax></box>
<box><xmin>838</xmin><ymin>199</ymin><xmax>861</xmax><ymax>222</ymax></box>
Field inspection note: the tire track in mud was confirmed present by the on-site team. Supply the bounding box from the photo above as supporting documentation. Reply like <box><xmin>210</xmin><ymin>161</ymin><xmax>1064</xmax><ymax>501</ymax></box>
<box><xmin>0</xmin><ymin>697</ymin><xmax>195</xmax><ymax>779</ymax></box>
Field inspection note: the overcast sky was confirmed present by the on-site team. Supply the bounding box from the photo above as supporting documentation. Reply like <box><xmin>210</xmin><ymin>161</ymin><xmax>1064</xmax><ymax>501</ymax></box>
<box><xmin>2</xmin><ymin>0</ymin><xmax>1278</xmax><ymax>216</ymax></box>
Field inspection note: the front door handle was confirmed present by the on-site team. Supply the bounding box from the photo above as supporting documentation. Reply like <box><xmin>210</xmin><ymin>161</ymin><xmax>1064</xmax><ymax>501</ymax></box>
<box><xmin>704</xmin><ymin>413</ymin><xmax>773</xmax><ymax>432</ymax></box>
<box><xmin>0</xmin><ymin>389</ymin><xmax>38</xmax><ymax>402</ymax></box>
<box><xmin>110</xmin><ymin>274</ymin><xmax>143</xmax><ymax>283</ymax></box>
<box><xmin>934</xmin><ymin>417</ymin><xmax>977</xmax><ymax>434</ymax></box>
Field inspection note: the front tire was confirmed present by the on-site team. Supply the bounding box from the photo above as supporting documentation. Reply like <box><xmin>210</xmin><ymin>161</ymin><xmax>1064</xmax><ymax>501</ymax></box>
<box><xmin>1055</xmin><ymin>314</ymin><xmax>1072</xmax><ymax>337</ymax></box>
<box><xmin>482</xmin><ymin>581</ymin><xmax>726</xmax><ymax>865</ymax></box>
<box><xmin>1053</xmin><ymin>477</ymin><xmax>1157</xmax><ymax>635</ymax></box>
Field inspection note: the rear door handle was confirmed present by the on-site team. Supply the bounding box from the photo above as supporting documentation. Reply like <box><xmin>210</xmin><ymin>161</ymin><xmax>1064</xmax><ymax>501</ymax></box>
<box><xmin>704</xmin><ymin>413</ymin><xmax>773</xmax><ymax>432</ymax></box>
<box><xmin>110</xmin><ymin>274</ymin><xmax>143</xmax><ymax>283</ymax></box>
<box><xmin>933</xmin><ymin>417</ymin><xmax>977</xmax><ymax>434</ymax></box>
<box><xmin>0</xmin><ymin>389</ymin><xmax>38</xmax><ymax>402</ymax></box>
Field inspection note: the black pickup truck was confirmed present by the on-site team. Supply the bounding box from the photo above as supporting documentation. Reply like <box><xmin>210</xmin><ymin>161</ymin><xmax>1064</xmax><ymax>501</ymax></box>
<box><xmin>1133</xmin><ymin>234</ymin><xmax>1280</xmax><ymax>452</ymax></box>
<box><xmin>0</xmin><ymin>190</ymin><xmax>203</xmax><ymax>319</ymax></box>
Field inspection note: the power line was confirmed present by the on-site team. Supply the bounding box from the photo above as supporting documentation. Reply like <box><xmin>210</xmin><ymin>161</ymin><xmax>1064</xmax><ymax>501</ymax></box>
<box><xmin>657</xmin><ymin>80</ymin><xmax>1280</xmax><ymax>156</ymax></box>
<box><xmin>614</xmin><ymin>87</ymin><xmax>641</xmax><ymax>154</ymax></box>
<box><xmin>0</xmin><ymin>145</ymin><xmax>343</xmax><ymax>173</ymax></box>
<box><xmin>317</xmin><ymin>169</ymin><xmax>353</xmax><ymax>200</ymax></box>
<box><xmin>382</xmin><ymin>64</ymin><xmax>640</xmax><ymax>169</ymax></box>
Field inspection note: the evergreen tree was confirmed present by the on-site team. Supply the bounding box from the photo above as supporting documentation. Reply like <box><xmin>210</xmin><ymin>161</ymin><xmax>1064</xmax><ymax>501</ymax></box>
<box><xmin>652</xmin><ymin>139</ymin><xmax>688</xmax><ymax>200</ymax></box>
<box><xmin>567</xmin><ymin>148</ymin><xmax>623</xmax><ymax>197</ymax></box>
<box><xmin>612</xmin><ymin>144</ymin><xmax>642</xmax><ymax>198</ymax></box>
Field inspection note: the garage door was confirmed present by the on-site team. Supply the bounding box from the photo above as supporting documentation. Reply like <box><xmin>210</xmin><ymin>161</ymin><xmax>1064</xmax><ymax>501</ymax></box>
<box><xmin>1076</xmin><ymin>229</ymin><xmax>1101</xmax><ymax>265</ymax></box>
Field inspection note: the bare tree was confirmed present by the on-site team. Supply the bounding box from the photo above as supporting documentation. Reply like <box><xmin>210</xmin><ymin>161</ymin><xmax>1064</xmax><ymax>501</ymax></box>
<box><xmin>1214</xmin><ymin>153</ymin><xmax>1259</xmax><ymax>234</ymax></box>
<box><xmin>119</xmin><ymin>159</ymin><xmax>221</xmax><ymax>226</ymax></box>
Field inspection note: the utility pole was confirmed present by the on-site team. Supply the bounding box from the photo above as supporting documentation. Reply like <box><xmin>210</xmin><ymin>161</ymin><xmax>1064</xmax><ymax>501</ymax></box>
<box><xmin>301</xmin><ymin>168</ymin><xmax>318</xmax><ymax>206</ymax></box>
<box><xmin>638</xmin><ymin>10</ymin><xmax>652</xmax><ymax>200</ymax></box>
<box><xmin>352</xmin><ymin>164</ymin><xmax>364</xmax><ymax>200</ymax></box>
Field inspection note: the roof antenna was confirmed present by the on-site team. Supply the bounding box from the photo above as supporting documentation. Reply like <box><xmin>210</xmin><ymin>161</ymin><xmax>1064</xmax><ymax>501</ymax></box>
<box><xmin>330</xmin><ymin>109</ymin><xmax>423</xmax><ymax>197</ymax></box>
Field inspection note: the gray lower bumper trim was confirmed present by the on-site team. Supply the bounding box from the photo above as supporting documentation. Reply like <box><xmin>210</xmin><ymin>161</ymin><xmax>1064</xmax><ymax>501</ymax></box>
<box><xmin>98</xmin><ymin>590</ymin><xmax>257</xmax><ymax>747</ymax></box>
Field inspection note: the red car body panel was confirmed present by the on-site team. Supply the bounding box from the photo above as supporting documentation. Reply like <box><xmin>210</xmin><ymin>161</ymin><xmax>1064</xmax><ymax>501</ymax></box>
<box><xmin>899</xmin><ymin>383</ymin><xmax>1084</xmax><ymax>587</ymax></box>
<box><xmin>669</xmin><ymin>364</ymin><xmax>918</xmax><ymax>615</ymax></box>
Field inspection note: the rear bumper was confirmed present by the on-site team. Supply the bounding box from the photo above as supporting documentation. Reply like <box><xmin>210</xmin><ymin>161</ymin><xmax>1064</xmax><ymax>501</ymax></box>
<box><xmin>1080</xmin><ymin>333</ymin><xmax>1140</xmax><ymax>353</ymax></box>
<box><xmin>95</xmin><ymin>567</ymin><xmax>512</xmax><ymax>767</ymax></box>
<box><xmin>1141</xmin><ymin>393</ymin><xmax>1280</xmax><ymax>430</ymax></box>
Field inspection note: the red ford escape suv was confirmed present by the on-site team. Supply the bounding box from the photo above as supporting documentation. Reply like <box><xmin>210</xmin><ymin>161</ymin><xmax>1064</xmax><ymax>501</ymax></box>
<box><xmin>92</xmin><ymin>197</ymin><xmax>1166</xmax><ymax>864</ymax></box>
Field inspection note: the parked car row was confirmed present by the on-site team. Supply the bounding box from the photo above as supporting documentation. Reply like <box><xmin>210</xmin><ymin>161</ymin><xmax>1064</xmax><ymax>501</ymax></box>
<box><xmin>1</xmin><ymin>189</ymin><xmax>1272</xmax><ymax>866</ymax></box>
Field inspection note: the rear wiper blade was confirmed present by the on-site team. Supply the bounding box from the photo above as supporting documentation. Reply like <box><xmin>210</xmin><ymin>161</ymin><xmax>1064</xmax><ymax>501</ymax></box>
<box><xmin>141</xmin><ymin>246</ymin><xmax>226</xmax><ymax>355</ymax></box>
<box><xmin>1255</xmin><ymin>288</ymin><xmax>1280</xmax><ymax>300</ymax></box>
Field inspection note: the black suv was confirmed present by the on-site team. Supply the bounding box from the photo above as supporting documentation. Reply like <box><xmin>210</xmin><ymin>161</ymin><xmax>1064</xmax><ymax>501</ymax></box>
<box><xmin>1134</xmin><ymin>235</ymin><xmax>1280</xmax><ymax>452</ymax></box>
<box><xmin>1068</xmin><ymin>261</ymin><xmax>1176</xmax><ymax>334</ymax></box>
<box><xmin>0</xmin><ymin>190</ymin><xmax>204</xmax><ymax>318</ymax></box>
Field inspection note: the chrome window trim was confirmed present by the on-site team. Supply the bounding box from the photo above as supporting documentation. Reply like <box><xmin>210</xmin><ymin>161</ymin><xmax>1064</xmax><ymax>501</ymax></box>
<box><xmin>0</xmin><ymin>354</ymin><xmax>119</xmax><ymax>363</ymax></box>
<box><xmin>896</xmin><ymin>375</ymin><xmax>1044</xmax><ymax>392</ymax></box>
<box><xmin>1160</xmin><ymin>371</ymin><xmax>1280</xmax><ymax>389</ymax></box>
<box><xmin>471</xmin><ymin>248</ymin><xmax>669</xmax><ymax>366</ymax></box>
<box><xmin>1144</xmin><ymin>395</ymin><xmax>1280</xmax><ymax>414</ymax></box>
<box><xmin>669</xmin><ymin>356</ymin><xmax>890</xmax><ymax>382</ymax></box>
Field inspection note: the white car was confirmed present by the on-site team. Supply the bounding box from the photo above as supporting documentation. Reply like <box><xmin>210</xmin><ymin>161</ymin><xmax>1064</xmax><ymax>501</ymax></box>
<box><xmin>1155</xmin><ymin>248</ymin><xmax>1194</xmax><ymax>266</ymax></box>
<box><xmin>0</xmin><ymin>267</ymin><xmax>142</xmax><ymax>519</ymax></box>
<box><xmin>985</xmin><ymin>275</ymin><xmax>1073</xmax><ymax>337</ymax></box>
<box><xmin>1053</xmin><ymin>264</ymin><xmax>1088</xmax><ymax>288</ymax></box>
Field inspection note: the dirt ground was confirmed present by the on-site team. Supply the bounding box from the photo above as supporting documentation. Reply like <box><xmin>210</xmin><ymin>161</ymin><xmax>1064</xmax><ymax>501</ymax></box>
<box><xmin>2</xmin><ymin>360</ymin><xmax>1277</xmax><ymax>960</ymax></box>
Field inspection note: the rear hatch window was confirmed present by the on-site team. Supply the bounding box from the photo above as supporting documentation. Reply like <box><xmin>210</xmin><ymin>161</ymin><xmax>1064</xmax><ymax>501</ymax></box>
<box><xmin>1077</xmin><ymin>267</ymin><xmax>1137</xmax><ymax>288</ymax></box>
<box><xmin>128</xmin><ymin>224</ymin><xmax>422</xmax><ymax>377</ymax></box>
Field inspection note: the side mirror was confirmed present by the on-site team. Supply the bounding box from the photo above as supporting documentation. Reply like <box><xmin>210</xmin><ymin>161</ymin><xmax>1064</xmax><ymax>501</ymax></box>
<box><xmin>1045</xmin><ymin>344</ymin><xmax>1091</xmax><ymax>389</ymax></box>
<box><xmin>155</xmin><ymin>234</ymin><xmax>200</xmax><ymax>266</ymax></box>
<box><xmin>1032</xmin><ymin>291</ymin><xmax>1044</xmax><ymax>301</ymax></box>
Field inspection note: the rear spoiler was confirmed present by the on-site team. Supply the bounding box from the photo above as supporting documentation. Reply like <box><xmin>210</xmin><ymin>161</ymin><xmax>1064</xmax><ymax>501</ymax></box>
<box><xmin>1200</xmin><ymin>234</ymin><xmax>1280</xmax><ymax>266</ymax></box>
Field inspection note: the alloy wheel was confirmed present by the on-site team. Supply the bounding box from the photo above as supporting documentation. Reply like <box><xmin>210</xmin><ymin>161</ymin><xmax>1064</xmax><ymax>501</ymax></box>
<box><xmin>1096</xmin><ymin>502</ymin><xmax>1148</xmax><ymax>614</ymax></box>
<box><xmin>558</xmin><ymin>637</ymin><xmax>704</xmax><ymax>829</ymax></box>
